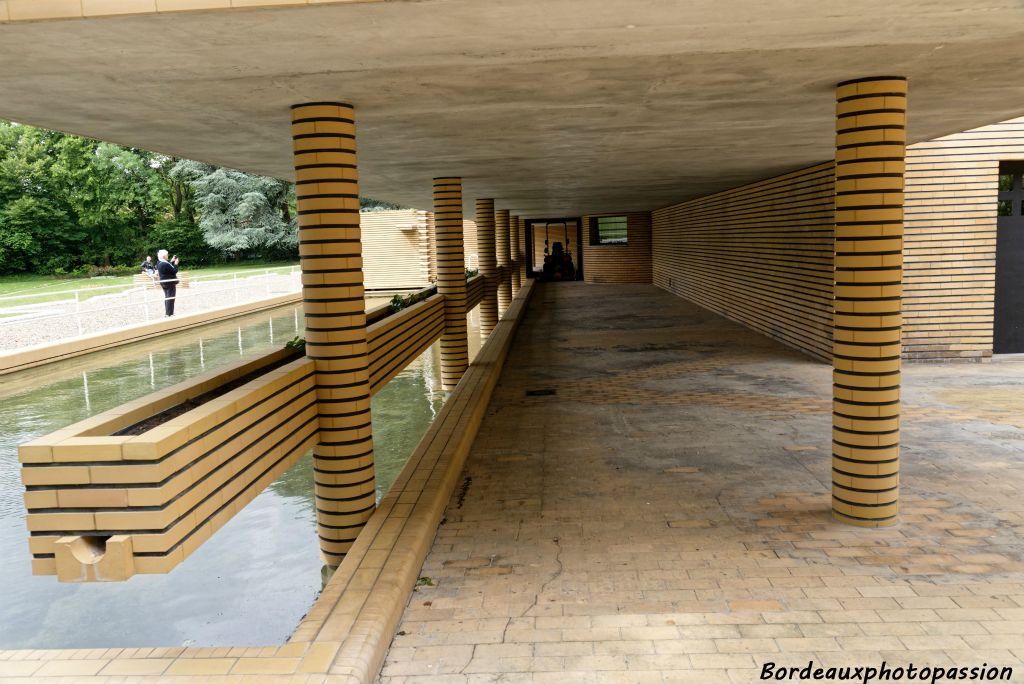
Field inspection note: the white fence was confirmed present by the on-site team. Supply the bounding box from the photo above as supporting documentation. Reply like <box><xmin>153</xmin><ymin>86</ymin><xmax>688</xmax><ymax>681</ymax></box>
<box><xmin>0</xmin><ymin>266</ymin><xmax>301</xmax><ymax>350</ymax></box>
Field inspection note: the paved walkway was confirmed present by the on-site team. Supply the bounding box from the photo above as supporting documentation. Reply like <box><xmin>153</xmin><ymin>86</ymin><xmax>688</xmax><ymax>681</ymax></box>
<box><xmin>381</xmin><ymin>283</ymin><xmax>1024</xmax><ymax>683</ymax></box>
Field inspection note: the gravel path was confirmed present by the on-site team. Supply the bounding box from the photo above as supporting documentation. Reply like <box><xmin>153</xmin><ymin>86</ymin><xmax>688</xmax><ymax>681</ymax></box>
<box><xmin>0</xmin><ymin>273</ymin><xmax>300</xmax><ymax>351</ymax></box>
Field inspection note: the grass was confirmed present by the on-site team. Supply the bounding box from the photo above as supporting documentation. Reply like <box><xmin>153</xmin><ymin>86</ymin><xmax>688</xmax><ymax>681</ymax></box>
<box><xmin>0</xmin><ymin>262</ymin><xmax>300</xmax><ymax>308</ymax></box>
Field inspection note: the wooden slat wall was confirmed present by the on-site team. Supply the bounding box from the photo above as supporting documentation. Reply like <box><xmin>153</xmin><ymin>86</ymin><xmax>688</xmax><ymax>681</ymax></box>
<box><xmin>649</xmin><ymin>116</ymin><xmax>1020</xmax><ymax>362</ymax></box>
<box><xmin>651</xmin><ymin>163</ymin><xmax>835</xmax><ymax>361</ymax></box>
<box><xmin>367</xmin><ymin>294</ymin><xmax>445</xmax><ymax>393</ymax></box>
<box><xmin>901</xmin><ymin>118</ymin><xmax>1023</xmax><ymax>360</ymax></box>
<box><xmin>582</xmin><ymin>212</ymin><xmax>653</xmax><ymax>284</ymax></box>
<box><xmin>466</xmin><ymin>274</ymin><xmax>485</xmax><ymax>311</ymax></box>
<box><xmin>361</xmin><ymin>211</ymin><xmax>478</xmax><ymax>290</ymax></box>
<box><xmin>361</xmin><ymin>209</ymin><xmax>431</xmax><ymax>290</ymax></box>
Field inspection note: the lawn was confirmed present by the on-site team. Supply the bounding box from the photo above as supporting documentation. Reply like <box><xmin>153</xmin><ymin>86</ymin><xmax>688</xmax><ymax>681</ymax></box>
<box><xmin>0</xmin><ymin>262</ymin><xmax>300</xmax><ymax>308</ymax></box>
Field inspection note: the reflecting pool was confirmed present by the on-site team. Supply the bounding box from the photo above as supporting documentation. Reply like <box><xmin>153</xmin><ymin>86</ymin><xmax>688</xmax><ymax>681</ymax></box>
<box><xmin>0</xmin><ymin>303</ymin><xmax>480</xmax><ymax>648</ymax></box>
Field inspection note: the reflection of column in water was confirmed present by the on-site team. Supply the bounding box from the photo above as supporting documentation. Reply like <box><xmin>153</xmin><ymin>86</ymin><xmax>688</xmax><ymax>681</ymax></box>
<box><xmin>294</xmin><ymin>307</ymin><xmax>299</xmax><ymax>333</ymax></box>
<box><xmin>148</xmin><ymin>353</ymin><xmax>155</xmax><ymax>389</ymax></box>
<box><xmin>82</xmin><ymin>371</ymin><xmax>91</xmax><ymax>413</ymax></box>
<box><xmin>237</xmin><ymin>328</ymin><xmax>243</xmax><ymax>355</ymax></box>
<box><xmin>422</xmin><ymin>348</ymin><xmax>438</xmax><ymax>419</ymax></box>
<box><xmin>269</xmin><ymin>317</ymin><xmax>274</xmax><ymax>344</ymax></box>
<box><xmin>199</xmin><ymin>338</ymin><xmax>205</xmax><ymax>369</ymax></box>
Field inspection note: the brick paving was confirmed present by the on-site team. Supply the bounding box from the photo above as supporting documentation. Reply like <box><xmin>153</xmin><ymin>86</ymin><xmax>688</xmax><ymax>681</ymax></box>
<box><xmin>381</xmin><ymin>283</ymin><xmax>1024</xmax><ymax>683</ymax></box>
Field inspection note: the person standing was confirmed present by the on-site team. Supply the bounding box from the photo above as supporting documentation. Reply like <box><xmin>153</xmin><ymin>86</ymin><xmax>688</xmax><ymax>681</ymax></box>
<box><xmin>156</xmin><ymin>249</ymin><xmax>180</xmax><ymax>317</ymax></box>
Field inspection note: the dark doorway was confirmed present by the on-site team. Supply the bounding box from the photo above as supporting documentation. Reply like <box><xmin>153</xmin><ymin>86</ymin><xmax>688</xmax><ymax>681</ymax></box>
<box><xmin>525</xmin><ymin>218</ymin><xmax>583</xmax><ymax>281</ymax></box>
<box><xmin>994</xmin><ymin>162</ymin><xmax>1024</xmax><ymax>354</ymax></box>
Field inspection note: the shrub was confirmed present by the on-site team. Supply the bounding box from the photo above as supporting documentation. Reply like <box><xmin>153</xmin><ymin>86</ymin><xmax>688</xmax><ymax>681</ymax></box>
<box><xmin>146</xmin><ymin>220</ymin><xmax>217</xmax><ymax>267</ymax></box>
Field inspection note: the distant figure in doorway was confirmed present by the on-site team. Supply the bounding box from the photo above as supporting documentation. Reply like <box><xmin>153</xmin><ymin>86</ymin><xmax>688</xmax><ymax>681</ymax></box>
<box><xmin>140</xmin><ymin>255</ymin><xmax>157</xmax><ymax>280</ymax></box>
<box><xmin>156</xmin><ymin>249</ymin><xmax>180</xmax><ymax>317</ymax></box>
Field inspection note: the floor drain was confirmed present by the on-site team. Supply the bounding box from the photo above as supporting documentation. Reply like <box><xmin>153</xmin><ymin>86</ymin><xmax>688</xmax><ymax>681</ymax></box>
<box><xmin>526</xmin><ymin>388</ymin><xmax>556</xmax><ymax>397</ymax></box>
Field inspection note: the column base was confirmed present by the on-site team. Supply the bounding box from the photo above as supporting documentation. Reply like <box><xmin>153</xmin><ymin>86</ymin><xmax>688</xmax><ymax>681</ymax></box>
<box><xmin>831</xmin><ymin>508</ymin><xmax>899</xmax><ymax>528</ymax></box>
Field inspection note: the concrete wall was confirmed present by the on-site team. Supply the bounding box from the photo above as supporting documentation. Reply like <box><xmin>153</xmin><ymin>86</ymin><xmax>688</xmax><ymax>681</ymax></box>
<box><xmin>582</xmin><ymin>211</ymin><xmax>653</xmax><ymax>284</ymax></box>
<box><xmin>651</xmin><ymin>115</ymin><xmax>1024</xmax><ymax>362</ymax></box>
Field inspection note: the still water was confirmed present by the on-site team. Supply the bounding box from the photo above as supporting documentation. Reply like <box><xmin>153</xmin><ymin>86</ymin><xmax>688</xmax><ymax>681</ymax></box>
<box><xmin>0</xmin><ymin>303</ymin><xmax>480</xmax><ymax>649</ymax></box>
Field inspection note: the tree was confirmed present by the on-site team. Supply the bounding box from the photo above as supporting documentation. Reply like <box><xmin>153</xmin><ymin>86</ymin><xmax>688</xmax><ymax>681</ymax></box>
<box><xmin>0</xmin><ymin>123</ymin><xmax>84</xmax><ymax>272</ymax></box>
<box><xmin>0</xmin><ymin>119</ymin><xmax>409</xmax><ymax>275</ymax></box>
<box><xmin>172</xmin><ymin>160</ymin><xmax>297</xmax><ymax>258</ymax></box>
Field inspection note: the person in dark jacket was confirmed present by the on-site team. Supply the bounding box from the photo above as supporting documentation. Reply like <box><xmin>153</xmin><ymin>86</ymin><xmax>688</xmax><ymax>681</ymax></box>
<box><xmin>156</xmin><ymin>249</ymin><xmax>180</xmax><ymax>316</ymax></box>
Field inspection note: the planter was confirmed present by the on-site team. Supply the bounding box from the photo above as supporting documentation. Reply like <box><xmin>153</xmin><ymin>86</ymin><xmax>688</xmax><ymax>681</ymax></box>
<box><xmin>19</xmin><ymin>285</ymin><xmax>455</xmax><ymax>582</ymax></box>
<box><xmin>19</xmin><ymin>347</ymin><xmax>316</xmax><ymax>581</ymax></box>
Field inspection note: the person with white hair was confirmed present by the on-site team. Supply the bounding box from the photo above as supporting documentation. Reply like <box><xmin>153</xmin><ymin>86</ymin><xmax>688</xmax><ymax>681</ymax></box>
<box><xmin>156</xmin><ymin>249</ymin><xmax>180</xmax><ymax>316</ymax></box>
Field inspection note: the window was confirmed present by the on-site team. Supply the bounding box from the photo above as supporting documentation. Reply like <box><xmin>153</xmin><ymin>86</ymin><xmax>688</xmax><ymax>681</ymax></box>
<box><xmin>997</xmin><ymin>162</ymin><xmax>1024</xmax><ymax>218</ymax></box>
<box><xmin>592</xmin><ymin>216</ymin><xmax>628</xmax><ymax>245</ymax></box>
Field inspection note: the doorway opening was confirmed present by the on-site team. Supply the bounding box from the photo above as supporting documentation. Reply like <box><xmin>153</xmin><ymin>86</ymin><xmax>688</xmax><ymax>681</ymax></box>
<box><xmin>525</xmin><ymin>218</ymin><xmax>583</xmax><ymax>281</ymax></box>
<box><xmin>994</xmin><ymin>162</ymin><xmax>1024</xmax><ymax>354</ymax></box>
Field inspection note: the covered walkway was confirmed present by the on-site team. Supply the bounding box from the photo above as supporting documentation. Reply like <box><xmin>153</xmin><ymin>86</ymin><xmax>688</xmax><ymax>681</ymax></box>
<box><xmin>383</xmin><ymin>283</ymin><xmax>1024</xmax><ymax>682</ymax></box>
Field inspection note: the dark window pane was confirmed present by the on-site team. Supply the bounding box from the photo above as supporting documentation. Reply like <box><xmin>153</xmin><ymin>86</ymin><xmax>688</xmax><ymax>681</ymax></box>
<box><xmin>998</xmin><ymin>200</ymin><xmax>1013</xmax><ymax>217</ymax></box>
<box><xmin>1000</xmin><ymin>174</ymin><xmax>1016</xmax><ymax>191</ymax></box>
<box><xmin>596</xmin><ymin>216</ymin><xmax>628</xmax><ymax>244</ymax></box>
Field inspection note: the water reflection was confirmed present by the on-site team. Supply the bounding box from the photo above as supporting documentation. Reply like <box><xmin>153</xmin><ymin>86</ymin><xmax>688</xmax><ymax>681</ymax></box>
<box><xmin>0</xmin><ymin>303</ymin><xmax>480</xmax><ymax>649</ymax></box>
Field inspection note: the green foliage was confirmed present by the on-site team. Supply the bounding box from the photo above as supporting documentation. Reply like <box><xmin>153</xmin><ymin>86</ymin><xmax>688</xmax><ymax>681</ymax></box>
<box><xmin>388</xmin><ymin>287</ymin><xmax>435</xmax><ymax>313</ymax></box>
<box><xmin>284</xmin><ymin>336</ymin><xmax>306</xmax><ymax>351</ymax></box>
<box><xmin>147</xmin><ymin>219</ymin><xmax>216</xmax><ymax>266</ymax></box>
<box><xmin>0</xmin><ymin>120</ymin><xmax>409</xmax><ymax>276</ymax></box>
<box><xmin>416</xmin><ymin>577</ymin><xmax>434</xmax><ymax>587</ymax></box>
<box><xmin>172</xmin><ymin>160</ymin><xmax>298</xmax><ymax>258</ymax></box>
<box><xmin>361</xmin><ymin>198</ymin><xmax>406</xmax><ymax>211</ymax></box>
<box><xmin>465</xmin><ymin>268</ymin><xmax>478</xmax><ymax>279</ymax></box>
<box><xmin>52</xmin><ymin>264</ymin><xmax>138</xmax><ymax>279</ymax></box>
<box><xmin>388</xmin><ymin>294</ymin><xmax>407</xmax><ymax>312</ymax></box>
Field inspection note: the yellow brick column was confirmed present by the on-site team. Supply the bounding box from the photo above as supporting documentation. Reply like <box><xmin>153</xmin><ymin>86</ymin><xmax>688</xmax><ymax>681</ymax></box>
<box><xmin>476</xmin><ymin>198</ymin><xmax>499</xmax><ymax>336</ymax></box>
<box><xmin>510</xmin><ymin>214</ymin><xmax>521</xmax><ymax>296</ymax></box>
<box><xmin>495</xmin><ymin>209</ymin><xmax>512</xmax><ymax>315</ymax></box>
<box><xmin>518</xmin><ymin>217</ymin><xmax>528</xmax><ymax>285</ymax></box>
<box><xmin>433</xmin><ymin>177</ymin><xmax>469</xmax><ymax>390</ymax></box>
<box><xmin>832</xmin><ymin>77</ymin><xmax>906</xmax><ymax>527</ymax></box>
<box><xmin>292</xmin><ymin>102</ymin><xmax>375</xmax><ymax>565</ymax></box>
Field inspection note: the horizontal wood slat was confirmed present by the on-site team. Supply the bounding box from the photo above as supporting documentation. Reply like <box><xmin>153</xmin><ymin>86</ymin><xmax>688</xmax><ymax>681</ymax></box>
<box><xmin>466</xmin><ymin>274</ymin><xmax>485</xmax><ymax>311</ymax></box>
<box><xmin>650</xmin><ymin>115</ymin><xmax>1021</xmax><ymax>362</ymax></box>
<box><xmin>652</xmin><ymin>163</ymin><xmax>835</xmax><ymax>361</ymax></box>
<box><xmin>366</xmin><ymin>294</ymin><xmax>445</xmax><ymax>393</ymax></box>
<box><xmin>360</xmin><ymin>210</ymin><xmax>431</xmax><ymax>290</ymax></box>
<box><xmin>899</xmin><ymin>118</ymin><xmax>1024</xmax><ymax>360</ymax></box>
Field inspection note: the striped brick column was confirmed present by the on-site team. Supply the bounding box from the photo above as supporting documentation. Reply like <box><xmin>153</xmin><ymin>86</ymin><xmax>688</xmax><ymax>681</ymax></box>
<box><xmin>510</xmin><ymin>214</ymin><xmax>521</xmax><ymax>296</ymax></box>
<box><xmin>831</xmin><ymin>77</ymin><xmax>906</xmax><ymax>527</ymax></box>
<box><xmin>518</xmin><ymin>217</ymin><xmax>528</xmax><ymax>285</ymax></box>
<box><xmin>476</xmin><ymin>198</ymin><xmax>499</xmax><ymax>336</ymax></box>
<box><xmin>291</xmin><ymin>102</ymin><xmax>375</xmax><ymax>565</ymax></box>
<box><xmin>495</xmin><ymin>209</ymin><xmax>512</xmax><ymax>315</ymax></box>
<box><xmin>433</xmin><ymin>177</ymin><xmax>469</xmax><ymax>390</ymax></box>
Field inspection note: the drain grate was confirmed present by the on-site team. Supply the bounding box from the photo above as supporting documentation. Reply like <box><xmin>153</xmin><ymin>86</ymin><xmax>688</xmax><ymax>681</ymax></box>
<box><xmin>525</xmin><ymin>388</ymin><xmax>557</xmax><ymax>397</ymax></box>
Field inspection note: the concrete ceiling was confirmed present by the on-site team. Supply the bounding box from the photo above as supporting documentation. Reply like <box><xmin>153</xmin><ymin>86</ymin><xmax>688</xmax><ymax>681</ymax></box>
<box><xmin>1</xmin><ymin>0</ymin><xmax>1024</xmax><ymax>217</ymax></box>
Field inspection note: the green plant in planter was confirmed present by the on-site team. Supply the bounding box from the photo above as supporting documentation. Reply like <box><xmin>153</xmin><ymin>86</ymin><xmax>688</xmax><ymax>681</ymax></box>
<box><xmin>389</xmin><ymin>294</ymin><xmax>407</xmax><ymax>313</ymax></box>
<box><xmin>285</xmin><ymin>336</ymin><xmax>306</xmax><ymax>352</ymax></box>
<box><xmin>465</xmin><ymin>268</ymin><xmax>478</xmax><ymax>280</ymax></box>
<box><xmin>389</xmin><ymin>289</ymin><xmax>433</xmax><ymax>313</ymax></box>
